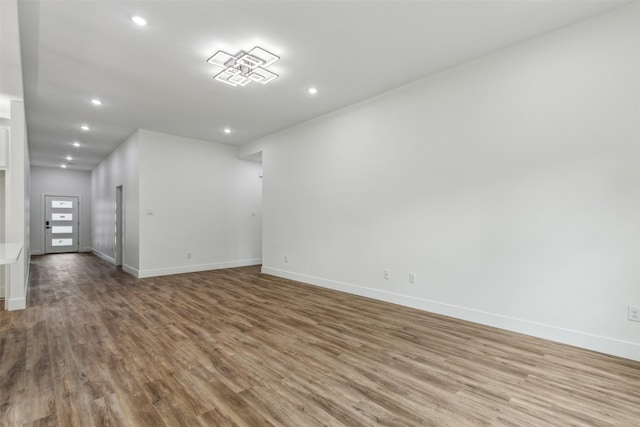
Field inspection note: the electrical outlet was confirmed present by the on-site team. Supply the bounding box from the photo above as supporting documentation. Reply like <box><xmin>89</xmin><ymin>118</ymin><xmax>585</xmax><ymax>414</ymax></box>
<box><xmin>384</xmin><ymin>269</ymin><xmax>390</xmax><ymax>280</ymax></box>
<box><xmin>187</xmin><ymin>252</ymin><xmax>192</xmax><ymax>259</ymax></box>
<box><xmin>409</xmin><ymin>273</ymin><xmax>416</xmax><ymax>284</ymax></box>
<box><xmin>629</xmin><ymin>305</ymin><xmax>640</xmax><ymax>322</ymax></box>
<box><xmin>284</xmin><ymin>255</ymin><xmax>288</xmax><ymax>263</ymax></box>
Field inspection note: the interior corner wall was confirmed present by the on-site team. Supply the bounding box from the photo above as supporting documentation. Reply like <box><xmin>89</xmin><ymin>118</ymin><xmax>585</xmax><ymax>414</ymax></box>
<box><xmin>137</xmin><ymin>129</ymin><xmax>262</xmax><ymax>278</ymax></box>
<box><xmin>1</xmin><ymin>0</ymin><xmax>29</xmax><ymax>311</ymax></box>
<box><xmin>91</xmin><ymin>130</ymin><xmax>139</xmax><ymax>274</ymax></box>
<box><xmin>0</xmin><ymin>171</ymin><xmax>5</xmax><ymax>298</ymax></box>
<box><xmin>30</xmin><ymin>166</ymin><xmax>92</xmax><ymax>254</ymax></box>
<box><xmin>6</xmin><ymin>100</ymin><xmax>29</xmax><ymax>310</ymax></box>
<box><xmin>252</xmin><ymin>4</ymin><xmax>640</xmax><ymax>360</ymax></box>
<box><xmin>22</xmin><ymin>107</ymin><xmax>30</xmax><ymax>289</ymax></box>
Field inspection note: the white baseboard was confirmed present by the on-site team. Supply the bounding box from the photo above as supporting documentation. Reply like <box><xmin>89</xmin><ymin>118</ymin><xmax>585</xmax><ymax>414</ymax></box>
<box><xmin>6</xmin><ymin>257</ymin><xmax>30</xmax><ymax>311</ymax></box>
<box><xmin>262</xmin><ymin>266</ymin><xmax>640</xmax><ymax>362</ymax></box>
<box><xmin>122</xmin><ymin>264</ymin><xmax>139</xmax><ymax>278</ymax></box>
<box><xmin>91</xmin><ymin>249</ymin><xmax>140</xmax><ymax>278</ymax></box>
<box><xmin>34</xmin><ymin>248</ymin><xmax>95</xmax><ymax>256</ymax></box>
<box><xmin>91</xmin><ymin>248</ymin><xmax>115</xmax><ymax>264</ymax></box>
<box><xmin>137</xmin><ymin>258</ymin><xmax>262</xmax><ymax>279</ymax></box>
<box><xmin>7</xmin><ymin>296</ymin><xmax>26</xmax><ymax>311</ymax></box>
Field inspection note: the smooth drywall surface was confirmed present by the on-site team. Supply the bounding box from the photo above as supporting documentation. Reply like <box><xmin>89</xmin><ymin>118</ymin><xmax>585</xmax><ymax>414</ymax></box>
<box><xmin>0</xmin><ymin>170</ymin><xmax>5</xmax><ymax>298</ymax></box>
<box><xmin>248</xmin><ymin>4</ymin><xmax>640</xmax><ymax>360</ymax></box>
<box><xmin>138</xmin><ymin>129</ymin><xmax>262</xmax><ymax>278</ymax></box>
<box><xmin>91</xmin><ymin>130</ymin><xmax>139</xmax><ymax>273</ymax></box>
<box><xmin>6</xmin><ymin>100</ymin><xmax>29</xmax><ymax>310</ymax></box>
<box><xmin>0</xmin><ymin>0</ymin><xmax>24</xmax><ymax>117</ymax></box>
<box><xmin>30</xmin><ymin>167</ymin><xmax>92</xmax><ymax>254</ymax></box>
<box><xmin>1</xmin><ymin>1</ymin><xmax>29</xmax><ymax>310</ymax></box>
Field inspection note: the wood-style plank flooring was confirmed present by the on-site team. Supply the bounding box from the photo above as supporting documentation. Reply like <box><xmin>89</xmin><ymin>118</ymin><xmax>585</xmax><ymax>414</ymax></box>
<box><xmin>1</xmin><ymin>253</ymin><xmax>640</xmax><ymax>426</ymax></box>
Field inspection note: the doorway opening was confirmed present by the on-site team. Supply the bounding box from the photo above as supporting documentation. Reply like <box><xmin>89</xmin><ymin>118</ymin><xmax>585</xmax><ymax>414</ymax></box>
<box><xmin>0</xmin><ymin>170</ymin><xmax>5</xmax><ymax>305</ymax></box>
<box><xmin>115</xmin><ymin>185</ymin><xmax>123</xmax><ymax>267</ymax></box>
<box><xmin>44</xmin><ymin>195</ymin><xmax>79</xmax><ymax>254</ymax></box>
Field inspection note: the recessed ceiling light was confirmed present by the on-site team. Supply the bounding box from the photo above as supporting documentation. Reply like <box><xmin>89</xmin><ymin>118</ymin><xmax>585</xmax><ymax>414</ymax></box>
<box><xmin>66</xmin><ymin>156</ymin><xmax>73</xmax><ymax>161</ymax></box>
<box><xmin>81</xmin><ymin>125</ymin><xmax>89</xmax><ymax>131</ymax></box>
<box><xmin>132</xmin><ymin>16</ymin><xmax>147</xmax><ymax>26</ymax></box>
<box><xmin>73</xmin><ymin>141</ymin><xmax>81</xmax><ymax>147</ymax></box>
<box><xmin>308</xmin><ymin>87</ymin><xmax>318</xmax><ymax>95</ymax></box>
<box><xmin>223</xmin><ymin>128</ymin><xmax>231</xmax><ymax>134</ymax></box>
<box><xmin>61</xmin><ymin>164</ymin><xmax>67</xmax><ymax>169</ymax></box>
<box><xmin>91</xmin><ymin>99</ymin><xmax>102</xmax><ymax>106</ymax></box>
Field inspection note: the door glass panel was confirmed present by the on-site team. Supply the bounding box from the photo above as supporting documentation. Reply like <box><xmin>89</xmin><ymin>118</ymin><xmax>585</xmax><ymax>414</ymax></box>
<box><xmin>52</xmin><ymin>238</ymin><xmax>73</xmax><ymax>246</ymax></box>
<box><xmin>52</xmin><ymin>226</ymin><xmax>73</xmax><ymax>234</ymax></box>
<box><xmin>52</xmin><ymin>200</ymin><xmax>73</xmax><ymax>208</ymax></box>
<box><xmin>52</xmin><ymin>213</ymin><xmax>73</xmax><ymax>221</ymax></box>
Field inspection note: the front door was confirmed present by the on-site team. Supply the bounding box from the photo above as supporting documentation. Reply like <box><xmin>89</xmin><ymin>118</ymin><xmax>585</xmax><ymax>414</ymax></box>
<box><xmin>45</xmin><ymin>195</ymin><xmax>79</xmax><ymax>254</ymax></box>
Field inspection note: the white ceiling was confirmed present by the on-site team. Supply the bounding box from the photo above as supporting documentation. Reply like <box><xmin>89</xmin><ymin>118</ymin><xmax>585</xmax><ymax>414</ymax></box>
<box><xmin>0</xmin><ymin>0</ymin><xmax>24</xmax><ymax>118</ymax></box>
<box><xmin>17</xmin><ymin>0</ymin><xmax>627</xmax><ymax>171</ymax></box>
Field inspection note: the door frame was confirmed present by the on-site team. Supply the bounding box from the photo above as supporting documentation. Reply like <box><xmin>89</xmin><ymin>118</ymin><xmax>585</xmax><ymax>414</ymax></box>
<box><xmin>42</xmin><ymin>193</ymin><xmax>83</xmax><ymax>254</ymax></box>
<box><xmin>0</xmin><ymin>170</ymin><xmax>6</xmax><ymax>304</ymax></box>
<box><xmin>115</xmin><ymin>185</ymin><xmax>124</xmax><ymax>267</ymax></box>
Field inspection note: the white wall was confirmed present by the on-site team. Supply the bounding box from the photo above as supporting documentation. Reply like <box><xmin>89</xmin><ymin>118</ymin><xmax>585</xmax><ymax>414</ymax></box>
<box><xmin>0</xmin><ymin>0</ymin><xmax>23</xmax><ymax>118</ymax></box>
<box><xmin>243</xmin><ymin>4</ymin><xmax>640</xmax><ymax>360</ymax></box>
<box><xmin>30</xmin><ymin>167</ymin><xmax>92</xmax><ymax>254</ymax></box>
<box><xmin>90</xmin><ymin>129</ymin><xmax>262</xmax><ymax>278</ymax></box>
<box><xmin>6</xmin><ymin>100</ymin><xmax>29</xmax><ymax>310</ymax></box>
<box><xmin>0</xmin><ymin>170</ymin><xmax>5</xmax><ymax>298</ymax></box>
<box><xmin>137</xmin><ymin>129</ymin><xmax>262</xmax><ymax>278</ymax></box>
<box><xmin>91</xmin><ymin>130</ymin><xmax>139</xmax><ymax>273</ymax></box>
<box><xmin>1</xmin><ymin>0</ymin><xmax>30</xmax><ymax>311</ymax></box>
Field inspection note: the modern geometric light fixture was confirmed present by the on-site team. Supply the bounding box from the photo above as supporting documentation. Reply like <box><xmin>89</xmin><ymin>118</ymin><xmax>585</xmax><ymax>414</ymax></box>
<box><xmin>207</xmin><ymin>47</ymin><xmax>279</xmax><ymax>87</ymax></box>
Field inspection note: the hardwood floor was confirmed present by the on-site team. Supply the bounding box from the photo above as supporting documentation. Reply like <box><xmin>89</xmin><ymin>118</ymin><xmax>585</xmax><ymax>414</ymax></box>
<box><xmin>1</xmin><ymin>254</ymin><xmax>639</xmax><ymax>426</ymax></box>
